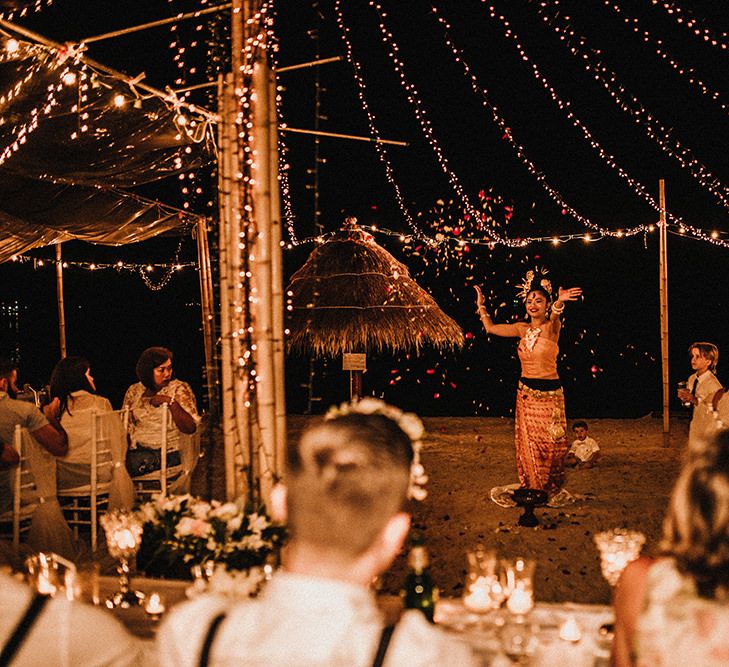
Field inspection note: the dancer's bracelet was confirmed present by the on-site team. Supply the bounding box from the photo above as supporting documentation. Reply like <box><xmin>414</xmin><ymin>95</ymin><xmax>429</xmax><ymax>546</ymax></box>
<box><xmin>477</xmin><ymin>306</ymin><xmax>488</xmax><ymax>317</ymax></box>
<box><xmin>551</xmin><ymin>301</ymin><xmax>565</xmax><ymax>313</ymax></box>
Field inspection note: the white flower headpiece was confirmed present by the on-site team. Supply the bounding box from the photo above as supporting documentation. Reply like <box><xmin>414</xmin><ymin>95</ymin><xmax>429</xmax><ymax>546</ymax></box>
<box><xmin>325</xmin><ymin>397</ymin><xmax>428</xmax><ymax>501</ymax></box>
<box><xmin>517</xmin><ymin>268</ymin><xmax>552</xmax><ymax>302</ymax></box>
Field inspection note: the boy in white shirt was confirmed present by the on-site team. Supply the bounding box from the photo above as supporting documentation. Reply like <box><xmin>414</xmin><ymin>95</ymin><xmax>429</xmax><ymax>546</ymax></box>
<box><xmin>565</xmin><ymin>420</ymin><xmax>600</xmax><ymax>469</ymax></box>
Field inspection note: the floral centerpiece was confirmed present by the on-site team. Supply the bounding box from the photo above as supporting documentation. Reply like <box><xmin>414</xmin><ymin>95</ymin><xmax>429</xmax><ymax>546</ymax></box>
<box><xmin>136</xmin><ymin>494</ymin><xmax>286</xmax><ymax>581</ymax></box>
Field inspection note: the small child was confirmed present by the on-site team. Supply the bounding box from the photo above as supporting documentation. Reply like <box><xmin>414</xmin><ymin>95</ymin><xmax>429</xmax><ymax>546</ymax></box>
<box><xmin>565</xmin><ymin>420</ymin><xmax>600</xmax><ymax>468</ymax></box>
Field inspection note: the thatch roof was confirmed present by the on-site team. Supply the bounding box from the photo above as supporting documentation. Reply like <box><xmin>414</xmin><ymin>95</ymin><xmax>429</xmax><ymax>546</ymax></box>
<box><xmin>286</xmin><ymin>222</ymin><xmax>464</xmax><ymax>357</ymax></box>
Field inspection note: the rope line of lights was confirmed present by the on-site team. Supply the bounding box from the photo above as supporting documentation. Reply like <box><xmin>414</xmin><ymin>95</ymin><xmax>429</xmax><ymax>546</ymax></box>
<box><xmin>359</xmin><ymin>1</ymin><xmax>521</xmax><ymax>246</ymax></box>
<box><xmin>530</xmin><ymin>0</ymin><xmax>729</xmax><ymax>210</ymax></box>
<box><xmin>650</xmin><ymin>0</ymin><xmax>728</xmax><ymax>51</ymax></box>
<box><xmin>601</xmin><ymin>0</ymin><xmax>729</xmax><ymax>116</ymax></box>
<box><xmin>484</xmin><ymin>3</ymin><xmax>685</xmax><ymax>223</ymax></box>
<box><xmin>0</xmin><ymin>0</ymin><xmax>53</xmax><ymax>22</ymax></box>
<box><xmin>332</xmin><ymin>0</ymin><xmax>420</xmax><ymax>242</ymax></box>
<box><xmin>431</xmin><ymin>5</ymin><xmax>645</xmax><ymax>240</ymax></box>
<box><xmin>9</xmin><ymin>256</ymin><xmax>197</xmax><ymax>271</ymax></box>
<box><xmin>267</xmin><ymin>9</ymin><xmax>300</xmax><ymax>245</ymax></box>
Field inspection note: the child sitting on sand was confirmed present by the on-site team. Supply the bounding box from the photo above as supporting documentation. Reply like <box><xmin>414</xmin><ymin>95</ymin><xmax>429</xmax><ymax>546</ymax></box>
<box><xmin>565</xmin><ymin>420</ymin><xmax>600</xmax><ymax>468</ymax></box>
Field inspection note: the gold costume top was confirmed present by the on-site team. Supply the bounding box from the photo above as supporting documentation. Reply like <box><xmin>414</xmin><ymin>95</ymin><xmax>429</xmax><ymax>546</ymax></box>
<box><xmin>517</xmin><ymin>329</ymin><xmax>559</xmax><ymax>380</ymax></box>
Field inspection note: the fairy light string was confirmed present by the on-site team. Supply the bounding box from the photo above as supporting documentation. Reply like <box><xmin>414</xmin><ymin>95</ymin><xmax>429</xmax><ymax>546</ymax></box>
<box><xmin>650</xmin><ymin>0</ymin><xmax>728</xmax><ymax>52</ymax></box>
<box><xmin>529</xmin><ymin>0</ymin><xmax>729</xmax><ymax>210</ymax></box>
<box><xmin>0</xmin><ymin>0</ymin><xmax>53</xmax><ymax>22</ymax></box>
<box><xmin>601</xmin><ymin>0</ymin><xmax>729</xmax><ymax>116</ymax></box>
<box><xmin>431</xmin><ymin>5</ymin><xmax>646</xmax><ymax>240</ymax></box>
<box><xmin>332</xmin><ymin>0</ymin><xmax>422</xmax><ymax>241</ymax></box>
<box><xmin>358</xmin><ymin>1</ymin><xmax>521</xmax><ymax>246</ymax></box>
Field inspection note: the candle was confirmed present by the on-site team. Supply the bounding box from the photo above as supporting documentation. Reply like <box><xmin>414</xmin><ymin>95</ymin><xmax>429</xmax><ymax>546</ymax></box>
<box><xmin>559</xmin><ymin>615</ymin><xmax>582</xmax><ymax>642</ymax></box>
<box><xmin>506</xmin><ymin>586</ymin><xmax>533</xmax><ymax>615</ymax></box>
<box><xmin>113</xmin><ymin>528</ymin><xmax>137</xmax><ymax>551</ymax></box>
<box><xmin>463</xmin><ymin>576</ymin><xmax>494</xmax><ymax>613</ymax></box>
<box><xmin>144</xmin><ymin>592</ymin><xmax>166</xmax><ymax>617</ymax></box>
<box><xmin>36</xmin><ymin>569</ymin><xmax>57</xmax><ymax>596</ymax></box>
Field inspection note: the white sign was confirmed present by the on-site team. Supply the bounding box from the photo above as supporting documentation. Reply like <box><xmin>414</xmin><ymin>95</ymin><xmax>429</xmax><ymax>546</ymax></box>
<box><xmin>342</xmin><ymin>353</ymin><xmax>367</xmax><ymax>371</ymax></box>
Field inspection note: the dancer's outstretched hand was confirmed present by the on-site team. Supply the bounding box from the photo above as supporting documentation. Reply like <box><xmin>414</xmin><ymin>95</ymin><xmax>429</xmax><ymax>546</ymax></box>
<box><xmin>558</xmin><ymin>286</ymin><xmax>582</xmax><ymax>302</ymax></box>
<box><xmin>474</xmin><ymin>285</ymin><xmax>485</xmax><ymax>310</ymax></box>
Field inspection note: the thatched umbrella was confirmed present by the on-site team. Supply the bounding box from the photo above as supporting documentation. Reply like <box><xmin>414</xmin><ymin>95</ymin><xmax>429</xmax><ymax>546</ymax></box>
<box><xmin>286</xmin><ymin>219</ymin><xmax>464</xmax><ymax>397</ymax></box>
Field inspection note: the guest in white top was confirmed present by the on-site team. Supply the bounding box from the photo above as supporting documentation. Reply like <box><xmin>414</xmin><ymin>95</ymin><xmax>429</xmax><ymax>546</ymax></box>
<box><xmin>157</xmin><ymin>402</ymin><xmax>477</xmax><ymax>667</ymax></box>
<box><xmin>678</xmin><ymin>342</ymin><xmax>723</xmax><ymax>457</ymax></box>
<box><xmin>0</xmin><ymin>570</ymin><xmax>147</xmax><ymax>666</ymax></box>
<box><xmin>123</xmin><ymin>347</ymin><xmax>199</xmax><ymax>479</ymax></box>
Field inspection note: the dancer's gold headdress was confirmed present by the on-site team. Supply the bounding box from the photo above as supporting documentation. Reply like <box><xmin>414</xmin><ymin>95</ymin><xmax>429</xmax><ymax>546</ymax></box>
<box><xmin>517</xmin><ymin>268</ymin><xmax>552</xmax><ymax>301</ymax></box>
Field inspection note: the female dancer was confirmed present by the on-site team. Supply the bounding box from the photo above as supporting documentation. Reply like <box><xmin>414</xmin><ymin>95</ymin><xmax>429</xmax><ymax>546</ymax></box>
<box><xmin>475</xmin><ymin>271</ymin><xmax>581</xmax><ymax>505</ymax></box>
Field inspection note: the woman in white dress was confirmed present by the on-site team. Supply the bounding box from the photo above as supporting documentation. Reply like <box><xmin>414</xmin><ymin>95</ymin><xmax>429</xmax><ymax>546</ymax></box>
<box><xmin>613</xmin><ymin>428</ymin><xmax>729</xmax><ymax>666</ymax></box>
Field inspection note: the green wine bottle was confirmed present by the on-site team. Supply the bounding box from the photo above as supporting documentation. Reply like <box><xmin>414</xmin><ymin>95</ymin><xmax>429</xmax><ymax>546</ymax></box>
<box><xmin>401</xmin><ymin>544</ymin><xmax>438</xmax><ymax>623</ymax></box>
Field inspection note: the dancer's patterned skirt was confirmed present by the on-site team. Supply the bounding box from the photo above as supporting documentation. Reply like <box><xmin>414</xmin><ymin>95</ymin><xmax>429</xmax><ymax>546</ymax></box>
<box><xmin>515</xmin><ymin>382</ymin><xmax>567</xmax><ymax>493</ymax></box>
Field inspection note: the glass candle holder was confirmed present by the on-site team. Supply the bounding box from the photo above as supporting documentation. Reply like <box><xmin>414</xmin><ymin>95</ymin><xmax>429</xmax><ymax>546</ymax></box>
<box><xmin>100</xmin><ymin>510</ymin><xmax>145</xmax><ymax>608</ymax></box>
<box><xmin>26</xmin><ymin>552</ymin><xmax>77</xmax><ymax>598</ymax></box>
<box><xmin>463</xmin><ymin>546</ymin><xmax>504</xmax><ymax>615</ymax></box>
<box><xmin>594</xmin><ymin>528</ymin><xmax>645</xmax><ymax>587</ymax></box>
<box><xmin>503</xmin><ymin>557</ymin><xmax>535</xmax><ymax>615</ymax></box>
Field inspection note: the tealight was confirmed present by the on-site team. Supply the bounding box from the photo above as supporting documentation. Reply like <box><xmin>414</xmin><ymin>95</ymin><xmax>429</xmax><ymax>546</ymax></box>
<box><xmin>144</xmin><ymin>592</ymin><xmax>166</xmax><ymax>618</ymax></box>
<box><xmin>506</xmin><ymin>585</ymin><xmax>534</xmax><ymax>615</ymax></box>
<box><xmin>559</xmin><ymin>615</ymin><xmax>582</xmax><ymax>642</ymax></box>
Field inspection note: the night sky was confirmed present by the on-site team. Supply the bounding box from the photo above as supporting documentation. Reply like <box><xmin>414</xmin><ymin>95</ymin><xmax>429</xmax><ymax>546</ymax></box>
<box><xmin>1</xmin><ymin>0</ymin><xmax>727</xmax><ymax>418</ymax></box>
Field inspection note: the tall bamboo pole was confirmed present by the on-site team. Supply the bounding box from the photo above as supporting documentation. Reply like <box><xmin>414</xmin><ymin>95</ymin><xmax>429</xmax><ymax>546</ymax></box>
<box><xmin>195</xmin><ymin>218</ymin><xmax>219</xmax><ymax>421</ymax></box>
<box><xmin>251</xmin><ymin>58</ymin><xmax>277</xmax><ymax>504</ymax></box>
<box><xmin>658</xmin><ymin>179</ymin><xmax>670</xmax><ymax>439</ymax></box>
<box><xmin>55</xmin><ymin>243</ymin><xmax>67</xmax><ymax>359</ymax></box>
<box><xmin>268</xmin><ymin>73</ymin><xmax>287</xmax><ymax>480</ymax></box>
<box><xmin>217</xmin><ymin>75</ymin><xmax>238</xmax><ymax>501</ymax></box>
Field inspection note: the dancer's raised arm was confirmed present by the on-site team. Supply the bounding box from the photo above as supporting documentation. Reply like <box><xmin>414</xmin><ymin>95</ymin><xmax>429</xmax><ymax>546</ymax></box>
<box><xmin>474</xmin><ymin>286</ymin><xmax>522</xmax><ymax>338</ymax></box>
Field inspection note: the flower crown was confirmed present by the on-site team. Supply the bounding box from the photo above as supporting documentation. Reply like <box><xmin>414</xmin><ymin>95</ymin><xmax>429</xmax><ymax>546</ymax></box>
<box><xmin>325</xmin><ymin>397</ymin><xmax>428</xmax><ymax>501</ymax></box>
<box><xmin>517</xmin><ymin>268</ymin><xmax>552</xmax><ymax>302</ymax></box>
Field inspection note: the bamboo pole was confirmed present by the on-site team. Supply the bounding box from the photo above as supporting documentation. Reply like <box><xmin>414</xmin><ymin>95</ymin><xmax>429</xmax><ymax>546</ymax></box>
<box><xmin>195</xmin><ymin>218</ymin><xmax>219</xmax><ymax>421</ymax></box>
<box><xmin>268</xmin><ymin>72</ymin><xmax>287</xmax><ymax>481</ymax></box>
<box><xmin>217</xmin><ymin>75</ymin><xmax>238</xmax><ymax>501</ymax></box>
<box><xmin>658</xmin><ymin>179</ymin><xmax>670</xmax><ymax>440</ymax></box>
<box><xmin>251</xmin><ymin>57</ymin><xmax>277</xmax><ymax>505</ymax></box>
<box><xmin>55</xmin><ymin>244</ymin><xmax>67</xmax><ymax>359</ymax></box>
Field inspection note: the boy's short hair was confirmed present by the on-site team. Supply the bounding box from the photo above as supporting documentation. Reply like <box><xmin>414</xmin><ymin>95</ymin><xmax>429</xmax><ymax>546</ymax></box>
<box><xmin>689</xmin><ymin>342</ymin><xmax>719</xmax><ymax>372</ymax></box>
<box><xmin>286</xmin><ymin>412</ymin><xmax>413</xmax><ymax>558</ymax></box>
<box><xmin>572</xmin><ymin>420</ymin><xmax>588</xmax><ymax>431</ymax></box>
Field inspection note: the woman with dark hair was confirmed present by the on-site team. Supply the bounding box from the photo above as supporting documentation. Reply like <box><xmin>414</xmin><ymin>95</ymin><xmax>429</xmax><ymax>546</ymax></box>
<box><xmin>49</xmin><ymin>356</ymin><xmax>133</xmax><ymax>507</ymax></box>
<box><xmin>474</xmin><ymin>270</ymin><xmax>582</xmax><ymax>506</ymax></box>
<box><xmin>123</xmin><ymin>347</ymin><xmax>199</xmax><ymax>484</ymax></box>
<box><xmin>613</xmin><ymin>429</ymin><xmax>729</xmax><ymax>666</ymax></box>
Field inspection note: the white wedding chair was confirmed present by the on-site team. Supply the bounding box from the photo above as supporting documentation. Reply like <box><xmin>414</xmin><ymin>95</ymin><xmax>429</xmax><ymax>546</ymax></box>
<box><xmin>57</xmin><ymin>410</ymin><xmax>119</xmax><ymax>551</ymax></box>
<box><xmin>0</xmin><ymin>425</ymin><xmax>38</xmax><ymax>551</ymax></box>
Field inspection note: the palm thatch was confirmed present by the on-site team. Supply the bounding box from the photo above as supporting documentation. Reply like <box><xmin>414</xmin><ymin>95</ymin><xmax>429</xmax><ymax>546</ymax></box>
<box><xmin>286</xmin><ymin>222</ymin><xmax>464</xmax><ymax>357</ymax></box>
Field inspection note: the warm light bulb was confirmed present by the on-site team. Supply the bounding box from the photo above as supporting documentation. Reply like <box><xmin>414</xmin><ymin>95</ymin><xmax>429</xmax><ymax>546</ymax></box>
<box><xmin>113</xmin><ymin>93</ymin><xmax>126</xmax><ymax>108</ymax></box>
<box><xmin>62</xmin><ymin>71</ymin><xmax>77</xmax><ymax>86</ymax></box>
<box><xmin>6</xmin><ymin>39</ymin><xmax>20</xmax><ymax>54</ymax></box>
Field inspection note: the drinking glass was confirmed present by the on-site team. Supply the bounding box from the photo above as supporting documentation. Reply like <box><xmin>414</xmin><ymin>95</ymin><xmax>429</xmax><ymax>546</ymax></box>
<box><xmin>26</xmin><ymin>552</ymin><xmax>77</xmax><ymax>598</ymax></box>
<box><xmin>677</xmin><ymin>381</ymin><xmax>691</xmax><ymax>408</ymax></box>
<box><xmin>594</xmin><ymin>528</ymin><xmax>645</xmax><ymax>587</ymax></box>
<box><xmin>503</xmin><ymin>556</ymin><xmax>535</xmax><ymax>615</ymax></box>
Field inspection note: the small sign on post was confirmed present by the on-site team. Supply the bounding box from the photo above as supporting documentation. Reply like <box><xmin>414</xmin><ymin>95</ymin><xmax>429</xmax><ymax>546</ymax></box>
<box><xmin>342</xmin><ymin>353</ymin><xmax>367</xmax><ymax>371</ymax></box>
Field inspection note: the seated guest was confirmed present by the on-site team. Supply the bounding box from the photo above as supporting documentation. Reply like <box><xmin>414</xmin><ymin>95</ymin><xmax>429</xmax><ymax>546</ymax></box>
<box><xmin>613</xmin><ymin>428</ymin><xmax>729</xmax><ymax>666</ymax></box>
<box><xmin>0</xmin><ymin>569</ymin><xmax>146</xmax><ymax>666</ymax></box>
<box><xmin>123</xmin><ymin>347</ymin><xmax>199</xmax><ymax>484</ymax></box>
<box><xmin>157</xmin><ymin>401</ymin><xmax>477</xmax><ymax>666</ymax></box>
<box><xmin>0</xmin><ymin>358</ymin><xmax>67</xmax><ymax>515</ymax></box>
<box><xmin>49</xmin><ymin>356</ymin><xmax>134</xmax><ymax>509</ymax></box>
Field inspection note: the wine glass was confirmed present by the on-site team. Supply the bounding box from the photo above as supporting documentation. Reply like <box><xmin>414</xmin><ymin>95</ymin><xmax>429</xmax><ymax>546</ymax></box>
<box><xmin>594</xmin><ymin>528</ymin><xmax>645</xmax><ymax>587</ymax></box>
<box><xmin>100</xmin><ymin>510</ymin><xmax>145</xmax><ymax>608</ymax></box>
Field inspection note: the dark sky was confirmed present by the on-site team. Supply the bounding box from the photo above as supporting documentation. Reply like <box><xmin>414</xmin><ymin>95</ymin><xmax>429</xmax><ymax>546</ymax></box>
<box><xmin>1</xmin><ymin>0</ymin><xmax>728</xmax><ymax>417</ymax></box>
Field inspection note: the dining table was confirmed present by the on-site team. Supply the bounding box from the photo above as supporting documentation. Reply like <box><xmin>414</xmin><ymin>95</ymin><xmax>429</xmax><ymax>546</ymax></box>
<box><xmin>94</xmin><ymin>575</ymin><xmax>613</xmax><ymax>665</ymax></box>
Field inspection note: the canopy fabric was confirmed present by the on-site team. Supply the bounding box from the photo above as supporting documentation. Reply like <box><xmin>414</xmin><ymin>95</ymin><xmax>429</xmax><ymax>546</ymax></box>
<box><xmin>0</xmin><ymin>31</ymin><xmax>214</xmax><ymax>261</ymax></box>
<box><xmin>0</xmin><ymin>172</ymin><xmax>198</xmax><ymax>261</ymax></box>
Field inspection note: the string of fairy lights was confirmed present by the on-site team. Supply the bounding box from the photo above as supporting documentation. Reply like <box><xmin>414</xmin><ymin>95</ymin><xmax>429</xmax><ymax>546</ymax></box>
<box><xmin>0</xmin><ymin>0</ymin><xmax>53</xmax><ymax>22</ymax></box>
<box><xmin>600</xmin><ymin>0</ymin><xmax>729</xmax><ymax>116</ymax></box>
<box><xmin>529</xmin><ymin>0</ymin><xmax>729</xmax><ymax>211</ymax></box>
<box><xmin>650</xmin><ymin>0</ymin><xmax>729</xmax><ymax>51</ymax></box>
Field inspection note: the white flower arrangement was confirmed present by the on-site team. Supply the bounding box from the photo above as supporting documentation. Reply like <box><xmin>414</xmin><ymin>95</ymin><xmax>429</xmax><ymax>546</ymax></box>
<box><xmin>325</xmin><ymin>397</ymin><xmax>429</xmax><ymax>501</ymax></box>
<box><xmin>136</xmin><ymin>495</ymin><xmax>286</xmax><ymax>578</ymax></box>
